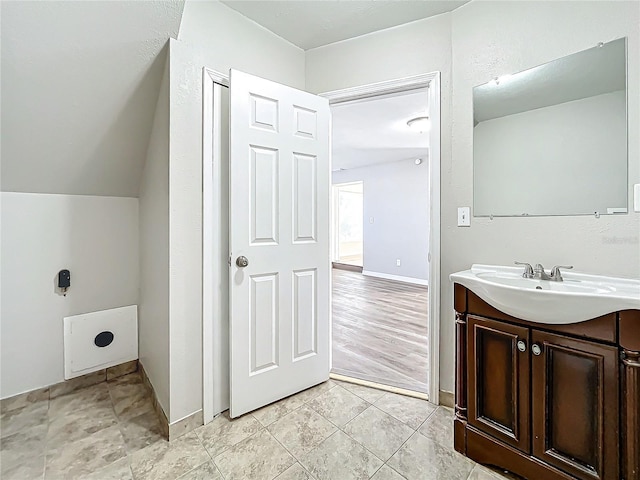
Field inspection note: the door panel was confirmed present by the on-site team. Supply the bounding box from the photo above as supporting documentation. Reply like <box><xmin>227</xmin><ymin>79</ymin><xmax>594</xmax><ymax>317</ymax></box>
<box><xmin>229</xmin><ymin>70</ymin><xmax>330</xmax><ymax>418</ymax></box>
<box><xmin>249</xmin><ymin>147</ymin><xmax>279</xmax><ymax>244</ymax></box>
<box><xmin>292</xmin><ymin>153</ymin><xmax>317</xmax><ymax>243</ymax></box>
<box><xmin>292</xmin><ymin>269</ymin><xmax>318</xmax><ymax>360</ymax></box>
<box><xmin>249</xmin><ymin>273</ymin><xmax>279</xmax><ymax>374</ymax></box>
<box><xmin>467</xmin><ymin>316</ymin><xmax>530</xmax><ymax>452</ymax></box>
<box><xmin>531</xmin><ymin>331</ymin><xmax>619</xmax><ymax>480</ymax></box>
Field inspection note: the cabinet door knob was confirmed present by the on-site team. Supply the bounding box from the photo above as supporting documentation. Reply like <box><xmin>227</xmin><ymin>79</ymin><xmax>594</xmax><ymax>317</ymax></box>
<box><xmin>532</xmin><ymin>343</ymin><xmax>542</xmax><ymax>356</ymax></box>
<box><xmin>517</xmin><ymin>340</ymin><xmax>527</xmax><ymax>352</ymax></box>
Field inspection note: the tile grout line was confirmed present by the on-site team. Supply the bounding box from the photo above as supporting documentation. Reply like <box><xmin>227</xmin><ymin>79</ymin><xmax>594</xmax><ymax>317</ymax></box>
<box><xmin>294</xmin><ymin>429</ymin><xmax>344</xmax><ymax>478</ymax></box>
<box><xmin>262</xmin><ymin>429</ymin><xmax>314</xmax><ymax>480</ymax></box>
<box><xmin>337</xmin><ymin>422</ymin><xmax>387</xmax><ymax>466</ymax></box>
<box><xmin>261</xmin><ymin>384</ymin><xmax>367</xmax><ymax>479</ymax></box>
<box><xmin>263</xmin><ymin>395</ymin><xmax>337</xmax><ymax>478</ymax></box>
<box><xmin>336</xmin><ymin>402</ymin><xmax>414</xmax><ymax>478</ymax></box>
<box><xmin>296</xmin><ymin>390</ymin><xmax>387</xmax><ymax>474</ymax></box>
<box><xmin>295</xmin><ymin>383</ymin><xmax>439</xmax><ymax>478</ymax></box>
<box><xmin>340</xmin><ymin>399</ymin><xmax>375</xmax><ymax>430</ymax></box>
<box><xmin>361</xmin><ymin>396</ymin><xmax>441</xmax><ymax>479</ymax></box>
<box><xmin>252</xmin><ymin>380</ymin><xmax>338</xmax><ymax>429</ymax></box>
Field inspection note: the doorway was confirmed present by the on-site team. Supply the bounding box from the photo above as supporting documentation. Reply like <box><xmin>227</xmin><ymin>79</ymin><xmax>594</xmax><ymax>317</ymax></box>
<box><xmin>202</xmin><ymin>69</ymin><xmax>442</xmax><ymax>423</ymax></box>
<box><xmin>328</xmin><ymin>87</ymin><xmax>432</xmax><ymax>395</ymax></box>
<box><xmin>333</xmin><ymin>182</ymin><xmax>364</xmax><ymax>269</ymax></box>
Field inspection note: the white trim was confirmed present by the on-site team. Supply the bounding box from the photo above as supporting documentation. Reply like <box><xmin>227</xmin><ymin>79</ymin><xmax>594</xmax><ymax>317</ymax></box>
<box><xmin>321</xmin><ymin>72</ymin><xmax>441</xmax><ymax>405</ymax></box>
<box><xmin>331</xmin><ymin>185</ymin><xmax>339</xmax><ymax>262</ymax></box>
<box><xmin>362</xmin><ymin>270</ymin><xmax>429</xmax><ymax>286</ymax></box>
<box><xmin>203</xmin><ymin>69</ymin><xmax>442</xmax><ymax>418</ymax></box>
<box><xmin>202</xmin><ymin>68</ymin><xmax>214</xmax><ymax>425</ymax></box>
<box><xmin>427</xmin><ymin>73</ymin><xmax>441</xmax><ymax>406</ymax></box>
<box><xmin>204</xmin><ymin>67</ymin><xmax>229</xmax><ymax>87</ymax></box>
<box><xmin>322</xmin><ymin>73</ymin><xmax>437</xmax><ymax>104</ymax></box>
<box><xmin>202</xmin><ymin>67</ymin><xmax>230</xmax><ymax>425</ymax></box>
<box><xmin>330</xmin><ymin>373</ymin><xmax>430</xmax><ymax>401</ymax></box>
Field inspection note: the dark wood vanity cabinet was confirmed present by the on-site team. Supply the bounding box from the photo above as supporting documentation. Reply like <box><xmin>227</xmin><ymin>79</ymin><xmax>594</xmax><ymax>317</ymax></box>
<box><xmin>454</xmin><ymin>284</ymin><xmax>640</xmax><ymax>480</ymax></box>
<box><xmin>467</xmin><ymin>316</ymin><xmax>530</xmax><ymax>452</ymax></box>
<box><xmin>531</xmin><ymin>330</ymin><xmax>619</xmax><ymax>480</ymax></box>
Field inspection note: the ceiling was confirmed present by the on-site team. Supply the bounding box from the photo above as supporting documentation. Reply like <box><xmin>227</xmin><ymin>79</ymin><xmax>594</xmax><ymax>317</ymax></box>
<box><xmin>220</xmin><ymin>0</ymin><xmax>469</xmax><ymax>50</ymax></box>
<box><xmin>1</xmin><ymin>1</ymin><xmax>184</xmax><ymax>197</ymax></box>
<box><xmin>332</xmin><ymin>89</ymin><xmax>429</xmax><ymax>171</ymax></box>
<box><xmin>0</xmin><ymin>0</ymin><xmax>450</xmax><ymax>197</ymax></box>
<box><xmin>474</xmin><ymin>38</ymin><xmax>626</xmax><ymax>123</ymax></box>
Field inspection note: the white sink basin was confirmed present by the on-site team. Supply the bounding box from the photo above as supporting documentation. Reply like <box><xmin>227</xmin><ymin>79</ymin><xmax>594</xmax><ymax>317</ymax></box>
<box><xmin>450</xmin><ymin>264</ymin><xmax>640</xmax><ymax>324</ymax></box>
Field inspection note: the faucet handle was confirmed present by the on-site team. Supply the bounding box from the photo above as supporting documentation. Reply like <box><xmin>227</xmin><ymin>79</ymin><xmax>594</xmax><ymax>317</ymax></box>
<box><xmin>550</xmin><ymin>265</ymin><xmax>573</xmax><ymax>281</ymax></box>
<box><xmin>515</xmin><ymin>261</ymin><xmax>534</xmax><ymax>278</ymax></box>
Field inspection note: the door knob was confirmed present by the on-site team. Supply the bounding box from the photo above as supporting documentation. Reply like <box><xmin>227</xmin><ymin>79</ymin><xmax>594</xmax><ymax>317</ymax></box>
<box><xmin>517</xmin><ymin>340</ymin><xmax>527</xmax><ymax>352</ymax></box>
<box><xmin>531</xmin><ymin>344</ymin><xmax>542</xmax><ymax>356</ymax></box>
<box><xmin>236</xmin><ymin>256</ymin><xmax>249</xmax><ymax>268</ymax></box>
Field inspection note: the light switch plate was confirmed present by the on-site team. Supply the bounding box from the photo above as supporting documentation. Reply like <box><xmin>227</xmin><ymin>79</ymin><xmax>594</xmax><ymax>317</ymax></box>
<box><xmin>634</xmin><ymin>184</ymin><xmax>640</xmax><ymax>212</ymax></box>
<box><xmin>458</xmin><ymin>207</ymin><xmax>471</xmax><ymax>227</ymax></box>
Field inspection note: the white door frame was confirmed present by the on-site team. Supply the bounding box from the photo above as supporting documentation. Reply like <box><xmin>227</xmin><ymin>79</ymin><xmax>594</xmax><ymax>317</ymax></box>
<box><xmin>202</xmin><ymin>68</ymin><xmax>229</xmax><ymax>424</ymax></box>
<box><xmin>203</xmin><ymin>70</ymin><xmax>442</xmax><ymax>423</ymax></box>
<box><xmin>321</xmin><ymin>72</ymin><xmax>442</xmax><ymax>405</ymax></box>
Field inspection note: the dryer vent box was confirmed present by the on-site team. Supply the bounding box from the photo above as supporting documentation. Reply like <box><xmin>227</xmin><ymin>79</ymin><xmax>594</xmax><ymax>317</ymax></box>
<box><xmin>63</xmin><ymin>305</ymin><xmax>138</xmax><ymax>380</ymax></box>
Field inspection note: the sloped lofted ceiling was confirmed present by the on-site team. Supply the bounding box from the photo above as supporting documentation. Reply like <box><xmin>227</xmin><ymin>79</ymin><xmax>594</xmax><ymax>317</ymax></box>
<box><xmin>1</xmin><ymin>1</ymin><xmax>184</xmax><ymax>197</ymax></box>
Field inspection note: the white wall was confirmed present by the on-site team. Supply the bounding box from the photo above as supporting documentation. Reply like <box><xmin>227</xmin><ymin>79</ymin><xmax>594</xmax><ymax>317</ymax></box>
<box><xmin>138</xmin><ymin>56</ymin><xmax>171</xmax><ymax>416</ymax></box>
<box><xmin>167</xmin><ymin>0</ymin><xmax>305</xmax><ymax>423</ymax></box>
<box><xmin>306</xmin><ymin>12</ymin><xmax>452</xmax><ymax>390</ymax></box>
<box><xmin>306</xmin><ymin>0</ymin><xmax>640</xmax><ymax>394</ymax></box>
<box><xmin>0</xmin><ymin>193</ymin><xmax>139</xmax><ymax>398</ymax></box>
<box><xmin>0</xmin><ymin>1</ymin><xmax>183</xmax><ymax>197</ymax></box>
<box><xmin>333</xmin><ymin>159</ymin><xmax>430</xmax><ymax>282</ymax></box>
<box><xmin>474</xmin><ymin>90</ymin><xmax>627</xmax><ymax>216</ymax></box>
<box><xmin>445</xmin><ymin>0</ymin><xmax>639</xmax><ymax>393</ymax></box>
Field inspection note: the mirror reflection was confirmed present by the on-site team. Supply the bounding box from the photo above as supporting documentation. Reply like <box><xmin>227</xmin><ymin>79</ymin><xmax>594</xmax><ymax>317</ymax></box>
<box><xmin>473</xmin><ymin>38</ymin><xmax>627</xmax><ymax>217</ymax></box>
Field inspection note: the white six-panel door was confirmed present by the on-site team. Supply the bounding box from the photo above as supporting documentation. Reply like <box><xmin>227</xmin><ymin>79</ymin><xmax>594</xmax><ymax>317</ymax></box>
<box><xmin>229</xmin><ymin>69</ymin><xmax>330</xmax><ymax>418</ymax></box>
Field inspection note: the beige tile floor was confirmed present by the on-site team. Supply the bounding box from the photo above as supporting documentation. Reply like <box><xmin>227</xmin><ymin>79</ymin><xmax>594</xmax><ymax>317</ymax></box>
<box><xmin>1</xmin><ymin>373</ymin><xmax>515</xmax><ymax>480</ymax></box>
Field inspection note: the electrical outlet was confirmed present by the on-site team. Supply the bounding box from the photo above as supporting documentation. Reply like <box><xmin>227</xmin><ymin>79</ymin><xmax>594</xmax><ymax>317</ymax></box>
<box><xmin>396</xmin><ymin>259</ymin><xmax>401</xmax><ymax>267</ymax></box>
<box><xmin>458</xmin><ymin>207</ymin><xmax>471</xmax><ymax>227</ymax></box>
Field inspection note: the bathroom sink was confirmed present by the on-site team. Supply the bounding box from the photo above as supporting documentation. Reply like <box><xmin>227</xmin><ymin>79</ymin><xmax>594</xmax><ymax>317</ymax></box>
<box><xmin>450</xmin><ymin>264</ymin><xmax>640</xmax><ymax>324</ymax></box>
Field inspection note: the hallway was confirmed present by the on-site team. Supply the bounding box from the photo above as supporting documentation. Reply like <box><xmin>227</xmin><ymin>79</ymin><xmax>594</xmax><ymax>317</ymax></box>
<box><xmin>331</xmin><ymin>269</ymin><xmax>429</xmax><ymax>394</ymax></box>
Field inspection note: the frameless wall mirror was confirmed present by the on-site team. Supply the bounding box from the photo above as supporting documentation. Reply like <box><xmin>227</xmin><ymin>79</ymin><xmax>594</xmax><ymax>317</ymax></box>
<box><xmin>473</xmin><ymin>38</ymin><xmax>627</xmax><ymax>217</ymax></box>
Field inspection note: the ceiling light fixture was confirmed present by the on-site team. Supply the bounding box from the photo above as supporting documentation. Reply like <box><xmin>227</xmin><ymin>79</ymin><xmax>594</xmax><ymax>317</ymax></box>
<box><xmin>407</xmin><ymin>116</ymin><xmax>431</xmax><ymax>133</ymax></box>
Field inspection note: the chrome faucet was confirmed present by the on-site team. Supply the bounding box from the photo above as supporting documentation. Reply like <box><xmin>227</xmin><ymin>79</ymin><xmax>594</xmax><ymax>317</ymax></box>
<box><xmin>534</xmin><ymin>264</ymin><xmax>552</xmax><ymax>280</ymax></box>
<box><xmin>516</xmin><ymin>262</ymin><xmax>574</xmax><ymax>281</ymax></box>
<box><xmin>515</xmin><ymin>261</ymin><xmax>534</xmax><ymax>278</ymax></box>
<box><xmin>534</xmin><ymin>263</ymin><xmax>574</xmax><ymax>281</ymax></box>
<box><xmin>514</xmin><ymin>262</ymin><xmax>573</xmax><ymax>282</ymax></box>
<box><xmin>550</xmin><ymin>265</ymin><xmax>573</xmax><ymax>282</ymax></box>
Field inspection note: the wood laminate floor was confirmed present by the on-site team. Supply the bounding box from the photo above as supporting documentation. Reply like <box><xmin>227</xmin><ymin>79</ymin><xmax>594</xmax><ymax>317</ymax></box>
<box><xmin>331</xmin><ymin>269</ymin><xmax>429</xmax><ymax>394</ymax></box>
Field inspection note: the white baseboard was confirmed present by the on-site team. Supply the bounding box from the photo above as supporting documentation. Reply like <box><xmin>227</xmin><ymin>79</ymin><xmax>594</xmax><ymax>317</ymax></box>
<box><xmin>362</xmin><ymin>270</ymin><xmax>429</xmax><ymax>286</ymax></box>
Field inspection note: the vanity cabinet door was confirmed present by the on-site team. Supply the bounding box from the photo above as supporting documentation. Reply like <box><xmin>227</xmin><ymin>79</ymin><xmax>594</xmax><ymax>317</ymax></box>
<box><xmin>467</xmin><ymin>316</ymin><xmax>530</xmax><ymax>452</ymax></box>
<box><xmin>531</xmin><ymin>330</ymin><xmax>619</xmax><ymax>480</ymax></box>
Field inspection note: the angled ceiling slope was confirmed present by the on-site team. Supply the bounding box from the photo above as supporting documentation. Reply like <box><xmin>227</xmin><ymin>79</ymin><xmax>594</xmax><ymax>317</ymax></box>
<box><xmin>221</xmin><ymin>0</ymin><xmax>469</xmax><ymax>50</ymax></box>
<box><xmin>1</xmin><ymin>1</ymin><xmax>184</xmax><ymax>197</ymax></box>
